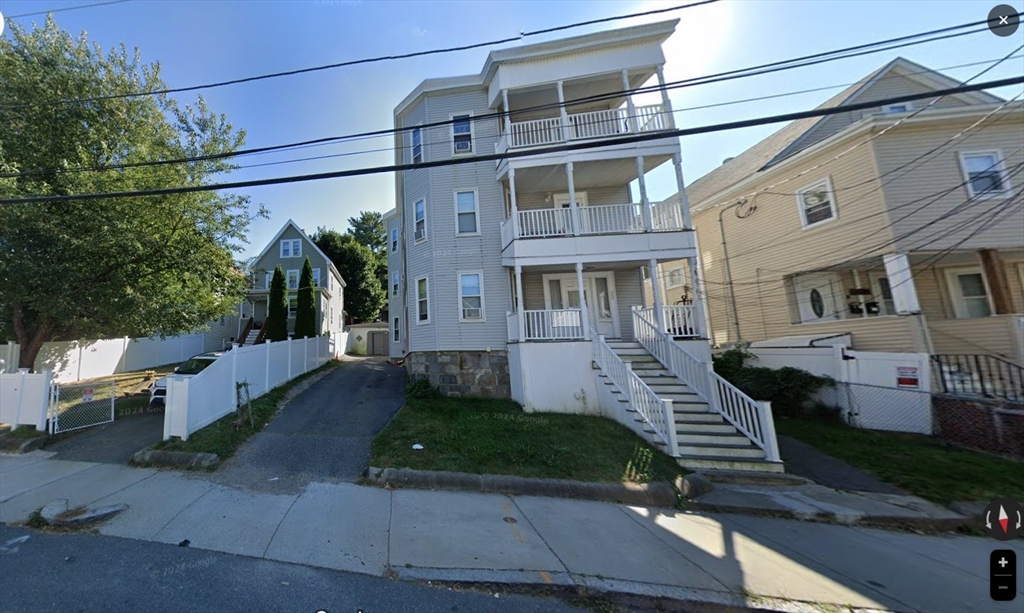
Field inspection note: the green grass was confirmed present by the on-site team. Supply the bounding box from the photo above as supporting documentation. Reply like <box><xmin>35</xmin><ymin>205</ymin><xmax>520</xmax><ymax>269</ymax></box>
<box><xmin>151</xmin><ymin>360</ymin><xmax>340</xmax><ymax>459</ymax></box>
<box><xmin>3</xmin><ymin>425</ymin><xmax>46</xmax><ymax>440</ymax></box>
<box><xmin>371</xmin><ymin>396</ymin><xmax>686</xmax><ymax>484</ymax></box>
<box><xmin>776</xmin><ymin>417</ymin><xmax>1024</xmax><ymax>504</ymax></box>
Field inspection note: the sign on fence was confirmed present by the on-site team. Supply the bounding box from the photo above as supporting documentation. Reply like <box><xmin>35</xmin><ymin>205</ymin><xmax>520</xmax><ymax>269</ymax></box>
<box><xmin>81</xmin><ymin>387</ymin><xmax>94</xmax><ymax>402</ymax></box>
<box><xmin>896</xmin><ymin>366</ymin><xmax>920</xmax><ymax>389</ymax></box>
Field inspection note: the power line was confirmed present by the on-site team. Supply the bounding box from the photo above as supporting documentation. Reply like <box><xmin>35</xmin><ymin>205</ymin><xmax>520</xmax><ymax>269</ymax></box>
<box><xmin>6</xmin><ymin>0</ymin><xmax>130</xmax><ymax>18</ymax></box>
<box><xmin>4</xmin><ymin>75</ymin><xmax>1022</xmax><ymax>205</ymax></box>
<box><xmin>2</xmin><ymin>21</ymin><xmax>1003</xmax><ymax>180</ymax></box>
<box><xmin>4</xmin><ymin>0</ymin><xmax>718</xmax><ymax>109</ymax></box>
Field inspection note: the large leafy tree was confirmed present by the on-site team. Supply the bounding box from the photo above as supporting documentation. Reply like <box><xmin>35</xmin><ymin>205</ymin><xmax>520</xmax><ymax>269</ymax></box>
<box><xmin>293</xmin><ymin>257</ymin><xmax>317</xmax><ymax>338</ymax></box>
<box><xmin>312</xmin><ymin>228</ymin><xmax>385</xmax><ymax>323</ymax></box>
<box><xmin>0</xmin><ymin>17</ymin><xmax>264</xmax><ymax>369</ymax></box>
<box><xmin>347</xmin><ymin>211</ymin><xmax>385</xmax><ymax>257</ymax></box>
<box><xmin>265</xmin><ymin>266</ymin><xmax>288</xmax><ymax>342</ymax></box>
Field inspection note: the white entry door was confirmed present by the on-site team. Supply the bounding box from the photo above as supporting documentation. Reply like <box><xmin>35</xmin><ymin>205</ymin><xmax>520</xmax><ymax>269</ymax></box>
<box><xmin>794</xmin><ymin>273</ymin><xmax>843</xmax><ymax>323</ymax></box>
<box><xmin>545</xmin><ymin>272</ymin><xmax>618</xmax><ymax>338</ymax></box>
<box><xmin>553</xmin><ymin>192</ymin><xmax>588</xmax><ymax>234</ymax></box>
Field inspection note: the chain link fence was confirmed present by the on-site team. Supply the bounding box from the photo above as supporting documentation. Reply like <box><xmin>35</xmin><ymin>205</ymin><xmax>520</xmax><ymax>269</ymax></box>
<box><xmin>817</xmin><ymin>381</ymin><xmax>935</xmax><ymax>435</ymax></box>
<box><xmin>49</xmin><ymin>381</ymin><xmax>115</xmax><ymax>434</ymax></box>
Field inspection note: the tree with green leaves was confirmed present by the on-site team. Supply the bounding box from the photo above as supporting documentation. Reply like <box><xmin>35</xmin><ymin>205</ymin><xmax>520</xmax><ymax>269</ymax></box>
<box><xmin>0</xmin><ymin>17</ymin><xmax>264</xmax><ymax>369</ymax></box>
<box><xmin>347</xmin><ymin>211</ymin><xmax>386</xmax><ymax>257</ymax></box>
<box><xmin>265</xmin><ymin>267</ymin><xmax>289</xmax><ymax>342</ymax></box>
<box><xmin>312</xmin><ymin>228</ymin><xmax>386</xmax><ymax>323</ymax></box>
<box><xmin>293</xmin><ymin>257</ymin><xmax>317</xmax><ymax>338</ymax></box>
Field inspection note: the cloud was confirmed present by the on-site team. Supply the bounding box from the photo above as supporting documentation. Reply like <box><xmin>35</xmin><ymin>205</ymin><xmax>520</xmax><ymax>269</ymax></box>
<box><xmin>410</xmin><ymin>25</ymin><xmax>427</xmax><ymax>38</ymax></box>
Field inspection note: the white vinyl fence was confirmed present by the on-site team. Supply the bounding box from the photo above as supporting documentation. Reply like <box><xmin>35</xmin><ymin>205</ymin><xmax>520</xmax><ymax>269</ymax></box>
<box><xmin>163</xmin><ymin>336</ymin><xmax>333</xmax><ymax>441</ymax></box>
<box><xmin>2</xmin><ymin>334</ymin><xmax>206</xmax><ymax>382</ymax></box>
<box><xmin>0</xmin><ymin>370</ymin><xmax>52</xmax><ymax>431</ymax></box>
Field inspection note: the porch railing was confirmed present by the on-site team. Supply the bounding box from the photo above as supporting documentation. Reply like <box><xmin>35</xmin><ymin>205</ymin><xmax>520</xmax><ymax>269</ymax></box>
<box><xmin>931</xmin><ymin>354</ymin><xmax>1024</xmax><ymax>402</ymax></box>
<box><xmin>503</xmin><ymin>104</ymin><xmax>668</xmax><ymax>150</ymax></box>
<box><xmin>579</xmin><ymin>203</ymin><xmax>646</xmax><ymax>235</ymax></box>
<box><xmin>638</xmin><ymin>305</ymin><xmax>700</xmax><ymax>338</ymax></box>
<box><xmin>631</xmin><ymin>307</ymin><xmax>780</xmax><ymax>462</ymax></box>
<box><xmin>592</xmin><ymin>329</ymin><xmax>677</xmax><ymax>454</ymax></box>
<box><xmin>509</xmin><ymin>202</ymin><xmax>686</xmax><ymax>241</ymax></box>
<box><xmin>507</xmin><ymin>309</ymin><xmax>586</xmax><ymax>341</ymax></box>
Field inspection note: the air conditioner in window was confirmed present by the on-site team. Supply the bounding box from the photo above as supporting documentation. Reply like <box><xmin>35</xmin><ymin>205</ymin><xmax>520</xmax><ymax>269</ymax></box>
<box><xmin>463</xmin><ymin>308</ymin><xmax>482</xmax><ymax>319</ymax></box>
<box><xmin>454</xmin><ymin>140</ymin><xmax>472</xmax><ymax>153</ymax></box>
<box><xmin>415</xmin><ymin>229</ymin><xmax>426</xmax><ymax>241</ymax></box>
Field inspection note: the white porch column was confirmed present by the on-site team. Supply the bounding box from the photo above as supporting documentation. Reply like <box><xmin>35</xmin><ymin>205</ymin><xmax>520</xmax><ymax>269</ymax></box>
<box><xmin>556</xmin><ymin>80</ymin><xmax>570</xmax><ymax>142</ymax></box>
<box><xmin>656</xmin><ymin>65</ymin><xmax>675</xmax><ymax>129</ymax></box>
<box><xmin>672</xmin><ymin>153</ymin><xmax>692</xmax><ymax>228</ymax></box>
<box><xmin>501</xmin><ymin>88</ymin><xmax>512</xmax><ymax>135</ymax></box>
<box><xmin>687</xmin><ymin>256</ymin><xmax>709</xmax><ymax>338</ymax></box>
<box><xmin>509</xmin><ymin>166</ymin><xmax>520</xmax><ymax>238</ymax></box>
<box><xmin>621</xmin><ymin>70</ymin><xmax>639</xmax><ymax>133</ymax></box>
<box><xmin>566</xmin><ymin>162</ymin><xmax>580</xmax><ymax>235</ymax></box>
<box><xmin>883</xmin><ymin>253</ymin><xmax>921</xmax><ymax>313</ymax></box>
<box><xmin>515</xmin><ymin>264</ymin><xmax>526</xmax><ymax>342</ymax></box>
<box><xmin>649</xmin><ymin>258</ymin><xmax>666</xmax><ymax>333</ymax></box>
<box><xmin>636</xmin><ymin>156</ymin><xmax>652</xmax><ymax>232</ymax></box>
<box><xmin>852</xmin><ymin>269</ymin><xmax>867</xmax><ymax>318</ymax></box>
<box><xmin>576</xmin><ymin>261</ymin><xmax>591</xmax><ymax>341</ymax></box>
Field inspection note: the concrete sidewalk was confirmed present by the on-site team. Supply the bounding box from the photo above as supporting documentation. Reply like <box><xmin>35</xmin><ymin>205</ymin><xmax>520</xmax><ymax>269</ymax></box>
<box><xmin>2</xmin><ymin>451</ymin><xmax>1021</xmax><ymax>613</ymax></box>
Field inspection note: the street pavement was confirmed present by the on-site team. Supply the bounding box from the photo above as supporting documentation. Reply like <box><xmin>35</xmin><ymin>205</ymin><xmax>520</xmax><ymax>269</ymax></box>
<box><xmin>2</xmin><ymin>449</ymin><xmax>1022</xmax><ymax>613</ymax></box>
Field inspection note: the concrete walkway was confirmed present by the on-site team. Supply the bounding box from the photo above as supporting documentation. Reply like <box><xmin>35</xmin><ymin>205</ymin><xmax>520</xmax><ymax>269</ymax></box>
<box><xmin>2</xmin><ymin>450</ymin><xmax>1020</xmax><ymax>613</ymax></box>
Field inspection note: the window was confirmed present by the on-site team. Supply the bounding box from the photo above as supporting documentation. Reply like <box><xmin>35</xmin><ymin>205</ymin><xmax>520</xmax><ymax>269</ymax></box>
<box><xmin>312</xmin><ymin>268</ymin><xmax>321</xmax><ymax>288</ymax></box>
<box><xmin>665</xmin><ymin>267</ymin><xmax>686</xmax><ymax>289</ymax></box>
<box><xmin>870</xmin><ymin>274</ymin><xmax>896</xmax><ymax>316</ymax></box>
<box><xmin>882</xmin><ymin>103</ymin><xmax>912</xmax><ymax>113</ymax></box>
<box><xmin>391</xmin><ymin>228</ymin><xmax>398</xmax><ymax>252</ymax></box>
<box><xmin>459</xmin><ymin>272</ymin><xmax>484</xmax><ymax>320</ymax></box>
<box><xmin>796</xmin><ymin>178</ymin><xmax>837</xmax><ymax>228</ymax></box>
<box><xmin>411</xmin><ymin>126</ymin><xmax>423</xmax><ymax>164</ymax></box>
<box><xmin>392</xmin><ymin>272</ymin><xmax>400</xmax><ymax>296</ymax></box>
<box><xmin>417</xmin><ymin>277</ymin><xmax>429</xmax><ymax>323</ymax></box>
<box><xmin>288</xmin><ymin>297</ymin><xmax>298</xmax><ymax>318</ymax></box>
<box><xmin>287</xmin><ymin>269</ymin><xmax>299</xmax><ymax>290</ymax></box>
<box><xmin>455</xmin><ymin>190</ymin><xmax>478</xmax><ymax>234</ymax></box>
<box><xmin>280</xmin><ymin>239</ymin><xmax>301</xmax><ymax>258</ymax></box>
<box><xmin>414</xmin><ymin>199</ymin><xmax>427</xmax><ymax>242</ymax></box>
<box><xmin>509</xmin><ymin>269</ymin><xmax>518</xmax><ymax>312</ymax></box>
<box><xmin>945</xmin><ymin>268</ymin><xmax>992</xmax><ymax>318</ymax></box>
<box><xmin>452</xmin><ymin>113</ymin><xmax>473</xmax><ymax>155</ymax></box>
<box><xmin>265</xmin><ymin>272</ymin><xmax>272</xmax><ymax>290</ymax></box>
<box><xmin>393</xmin><ymin>317</ymin><xmax>401</xmax><ymax>342</ymax></box>
<box><xmin>594</xmin><ymin>276</ymin><xmax>612</xmax><ymax>318</ymax></box>
<box><xmin>960</xmin><ymin>151</ymin><xmax>1010</xmax><ymax>198</ymax></box>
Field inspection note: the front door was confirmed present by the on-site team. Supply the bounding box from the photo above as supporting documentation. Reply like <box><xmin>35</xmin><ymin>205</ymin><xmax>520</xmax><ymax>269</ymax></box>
<box><xmin>794</xmin><ymin>273</ymin><xmax>843</xmax><ymax>323</ymax></box>
<box><xmin>553</xmin><ymin>192</ymin><xmax>588</xmax><ymax>234</ymax></box>
<box><xmin>545</xmin><ymin>272</ymin><xmax>618</xmax><ymax>338</ymax></box>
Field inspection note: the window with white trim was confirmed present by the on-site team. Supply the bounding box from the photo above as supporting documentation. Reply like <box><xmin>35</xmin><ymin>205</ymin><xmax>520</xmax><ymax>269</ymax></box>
<box><xmin>392</xmin><ymin>272</ymin><xmax>400</xmax><ymax>296</ymax></box>
<box><xmin>414</xmin><ymin>199</ymin><xmax>427</xmax><ymax>243</ymax></box>
<box><xmin>452</xmin><ymin>113</ymin><xmax>473</xmax><ymax>155</ymax></box>
<box><xmin>796</xmin><ymin>178</ymin><xmax>837</xmax><ymax>228</ymax></box>
<box><xmin>455</xmin><ymin>190</ymin><xmax>478</xmax><ymax>234</ymax></box>
<box><xmin>882</xmin><ymin>103</ymin><xmax>912</xmax><ymax>113</ymax></box>
<box><xmin>945</xmin><ymin>268</ymin><xmax>993</xmax><ymax>318</ymax></box>
<box><xmin>280</xmin><ymin>239</ymin><xmax>301</xmax><ymax>258</ymax></box>
<box><xmin>459</xmin><ymin>272</ymin><xmax>484</xmax><ymax>321</ymax></box>
<box><xmin>312</xmin><ymin>268</ymin><xmax>321</xmax><ymax>287</ymax></box>
<box><xmin>417</xmin><ymin>277</ymin><xmax>429</xmax><ymax>323</ymax></box>
<box><xmin>287</xmin><ymin>269</ymin><xmax>299</xmax><ymax>290</ymax></box>
<box><xmin>288</xmin><ymin>297</ymin><xmax>298</xmax><ymax>318</ymax></box>
<box><xmin>411</xmin><ymin>126</ymin><xmax>423</xmax><ymax>164</ymax></box>
<box><xmin>665</xmin><ymin>267</ymin><xmax>686</xmax><ymax>289</ymax></box>
<box><xmin>391</xmin><ymin>228</ymin><xmax>398</xmax><ymax>252</ymax></box>
<box><xmin>393</xmin><ymin>317</ymin><xmax>400</xmax><ymax>342</ymax></box>
<box><xmin>960</xmin><ymin>151</ymin><xmax>1010</xmax><ymax>198</ymax></box>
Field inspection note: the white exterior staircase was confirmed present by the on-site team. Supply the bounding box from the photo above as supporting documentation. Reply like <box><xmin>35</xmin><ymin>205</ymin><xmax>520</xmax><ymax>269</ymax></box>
<box><xmin>243</xmin><ymin>328</ymin><xmax>260</xmax><ymax>346</ymax></box>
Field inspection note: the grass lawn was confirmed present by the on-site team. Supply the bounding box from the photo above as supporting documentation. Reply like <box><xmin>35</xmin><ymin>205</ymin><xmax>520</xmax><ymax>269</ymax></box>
<box><xmin>776</xmin><ymin>417</ymin><xmax>1024</xmax><ymax>504</ymax></box>
<box><xmin>151</xmin><ymin>360</ymin><xmax>340</xmax><ymax>460</ymax></box>
<box><xmin>371</xmin><ymin>396</ymin><xmax>685</xmax><ymax>484</ymax></box>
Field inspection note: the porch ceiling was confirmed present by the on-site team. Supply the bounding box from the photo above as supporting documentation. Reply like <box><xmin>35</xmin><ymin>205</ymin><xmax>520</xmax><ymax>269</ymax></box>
<box><xmin>506</xmin><ymin>71</ymin><xmax>651</xmax><ymax>118</ymax></box>
<box><xmin>510</xmin><ymin>155</ymin><xmax>673</xmax><ymax>192</ymax></box>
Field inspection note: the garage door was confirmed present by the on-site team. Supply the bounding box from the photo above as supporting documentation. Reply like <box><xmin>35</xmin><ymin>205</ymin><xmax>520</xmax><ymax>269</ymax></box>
<box><xmin>368</xmin><ymin>331</ymin><xmax>388</xmax><ymax>355</ymax></box>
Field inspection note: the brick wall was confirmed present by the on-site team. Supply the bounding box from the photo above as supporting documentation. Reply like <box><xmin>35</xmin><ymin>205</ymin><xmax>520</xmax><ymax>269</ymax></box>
<box><xmin>406</xmin><ymin>350</ymin><xmax>511</xmax><ymax>398</ymax></box>
<box><xmin>932</xmin><ymin>395</ymin><xmax>1024</xmax><ymax>460</ymax></box>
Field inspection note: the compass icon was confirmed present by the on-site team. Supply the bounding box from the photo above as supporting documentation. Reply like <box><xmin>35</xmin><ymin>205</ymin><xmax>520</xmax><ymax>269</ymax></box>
<box><xmin>983</xmin><ymin>498</ymin><xmax>1023</xmax><ymax>541</ymax></box>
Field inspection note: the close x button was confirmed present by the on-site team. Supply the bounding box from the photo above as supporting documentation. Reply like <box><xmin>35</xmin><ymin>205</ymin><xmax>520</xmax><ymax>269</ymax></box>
<box><xmin>991</xmin><ymin>549</ymin><xmax>1017</xmax><ymax>601</ymax></box>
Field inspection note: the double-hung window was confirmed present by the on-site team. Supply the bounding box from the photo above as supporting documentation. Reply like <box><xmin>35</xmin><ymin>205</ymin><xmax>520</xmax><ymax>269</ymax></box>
<box><xmin>417</xmin><ymin>277</ymin><xmax>430</xmax><ymax>323</ymax></box>
<box><xmin>393</xmin><ymin>317</ymin><xmax>400</xmax><ymax>342</ymax></box>
<box><xmin>411</xmin><ymin>126</ymin><xmax>423</xmax><ymax>164</ymax></box>
<box><xmin>414</xmin><ymin>199</ymin><xmax>427</xmax><ymax>243</ymax></box>
<box><xmin>796</xmin><ymin>178</ymin><xmax>837</xmax><ymax>228</ymax></box>
<box><xmin>960</xmin><ymin>151</ymin><xmax>1010</xmax><ymax>198</ymax></box>
<box><xmin>312</xmin><ymin>268</ymin><xmax>321</xmax><ymax>288</ymax></box>
<box><xmin>280</xmin><ymin>239</ymin><xmax>301</xmax><ymax>258</ymax></box>
<box><xmin>945</xmin><ymin>268</ymin><xmax>993</xmax><ymax>318</ymax></box>
<box><xmin>455</xmin><ymin>190</ymin><xmax>478</xmax><ymax>234</ymax></box>
<box><xmin>391</xmin><ymin>228</ymin><xmax>398</xmax><ymax>252</ymax></box>
<box><xmin>392</xmin><ymin>272</ymin><xmax>400</xmax><ymax>296</ymax></box>
<box><xmin>459</xmin><ymin>272</ymin><xmax>484</xmax><ymax>321</ymax></box>
<box><xmin>665</xmin><ymin>267</ymin><xmax>686</xmax><ymax>289</ymax></box>
<box><xmin>452</xmin><ymin>113</ymin><xmax>473</xmax><ymax>155</ymax></box>
<box><xmin>288</xmin><ymin>297</ymin><xmax>298</xmax><ymax>318</ymax></box>
<box><xmin>287</xmin><ymin>269</ymin><xmax>299</xmax><ymax>290</ymax></box>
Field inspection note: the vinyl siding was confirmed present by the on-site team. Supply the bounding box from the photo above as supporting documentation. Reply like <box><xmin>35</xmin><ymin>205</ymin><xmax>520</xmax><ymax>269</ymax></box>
<box><xmin>520</xmin><ymin>268</ymin><xmax>644</xmax><ymax>341</ymax></box>
<box><xmin>873</xmin><ymin>113</ymin><xmax>1024</xmax><ymax>251</ymax></box>
<box><xmin>692</xmin><ymin>137</ymin><xmax>892</xmax><ymax>346</ymax></box>
<box><xmin>643</xmin><ymin>260</ymin><xmax>693</xmax><ymax>306</ymax></box>
<box><xmin>928</xmin><ymin>316</ymin><xmax>1023</xmax><ymax>362</ymax></box>
<box><xmin>386</xmin><ymin>214</ymin><xmax>408</xmax><ymax>357</ymax></box>
<box><xmin>514</xmin><ymin>186</ymin><xmax>631</xmax><ymax>211</ymax></box>
<box><xmin>253</xmin><ymin>226</ymin><xmax>329</xmax><ymax>291</ymax></box>
<box><xmin>202</xmin><ymin>312</ymin><xmax>241</xmax><ymax>352</ymax></box>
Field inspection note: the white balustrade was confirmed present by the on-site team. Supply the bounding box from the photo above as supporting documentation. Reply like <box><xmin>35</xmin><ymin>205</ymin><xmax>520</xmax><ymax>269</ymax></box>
<box><xmin>578</xmin><ymin>203</ymin><xmax>646</xmax><ymax>235</ymax></box>
<box><xmin>510</xmin><ymin>117</ymin><xmax>563</xmax><ymax>148</ymax></box>
<box><xmin>517</xmin><ymin>208</ymin><xmax>575</xmax><ymax>238</ymax></box>
<box><xmin>506</xmin><ymin>104</ymin><xmax>667</xmax><ymax>149</ymax></box>
<box><xmin>519</xmin><ymin>309</ymin><xmax>585</xmax><ymax>341</ymax></box>
<box><xmin>650</xmin><ymin>203</ymin><xmax>687</xmax><ymax>231</ymax></box>
<box><xmin>661</xmin><ymin>304</ymin><xmax>700</xmax><ymax>338</ymax></box>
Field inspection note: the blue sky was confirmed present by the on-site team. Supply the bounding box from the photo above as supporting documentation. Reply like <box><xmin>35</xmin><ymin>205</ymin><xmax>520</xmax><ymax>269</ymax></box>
<box><xmin>2</xmin><ymin>0</ymin><xmax>1022</xmax><ymax>259</ymax></box>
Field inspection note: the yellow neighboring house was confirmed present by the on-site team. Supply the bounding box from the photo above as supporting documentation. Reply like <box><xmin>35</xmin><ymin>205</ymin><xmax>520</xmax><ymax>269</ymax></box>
<box><xmin>648</xmin><ymin>57</ymin><xmax>1024</xmax><ymax>366</ymax></box>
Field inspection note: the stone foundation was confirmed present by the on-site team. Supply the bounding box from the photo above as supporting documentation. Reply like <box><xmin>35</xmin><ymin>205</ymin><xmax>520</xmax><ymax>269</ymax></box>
<box><xmin>406</xmin><ymin>350</ymin><xmax>511</xmax><ymax>398</ymax></box>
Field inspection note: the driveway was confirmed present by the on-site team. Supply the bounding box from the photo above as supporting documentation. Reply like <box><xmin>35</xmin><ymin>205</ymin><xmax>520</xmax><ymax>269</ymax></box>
<box><xmin>45</xmin><ymin>409</ymin><xmax>164</xmax><ymax>465</ymax></box>
<box><xmin>212</xmin><ymin>357</ymin><xmax>406</xmax><ymax>493</ymax></box>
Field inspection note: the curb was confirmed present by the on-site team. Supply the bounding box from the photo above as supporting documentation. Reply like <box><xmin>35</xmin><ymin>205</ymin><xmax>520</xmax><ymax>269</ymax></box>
<box><xmin>367</xmin><ymin>466</ymin><xmax>680</xmax><ymax>508</ymax></box>
<box><xmin>0</xmin><ymin>434</ymin><xmax>47</xmax><ymax>454</ymax></box>
<box><xmin>686</xmin><ymin>499</ymin><xmax>971</xmax><ymax>532</ymax></box>
<box><xmin>132</xmin><ymin>449</ymin><xmax>219</xmax><ymax>470</ymax></box>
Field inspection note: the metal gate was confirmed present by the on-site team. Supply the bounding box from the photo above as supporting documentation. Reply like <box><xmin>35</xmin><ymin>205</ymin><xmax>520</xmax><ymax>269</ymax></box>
<box><xmin>48</xmin><ymin>381</ymin><xmax>116</xmax><ymax>434</ymax></box>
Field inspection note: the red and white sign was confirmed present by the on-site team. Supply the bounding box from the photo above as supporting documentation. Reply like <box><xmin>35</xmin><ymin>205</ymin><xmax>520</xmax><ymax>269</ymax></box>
<box><xmin>82</xmin><ymin>388</ymin><xmax>94</xmax><ymax>402</ymax></box>
<box><xmin>896</xmin><ymin>366</ymin><xmax>919</xmax><ymax>389</ymax></box>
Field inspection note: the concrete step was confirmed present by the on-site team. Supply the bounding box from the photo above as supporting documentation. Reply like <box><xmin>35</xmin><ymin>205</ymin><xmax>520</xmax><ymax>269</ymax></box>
<box><xmin>676</xmin><ymin>456</ymin><xmax>786</xmax><ymax>474</ymax></box>
<box><xmin>677</xmin><ymin>432</ymin><xmax>751</xmax><ymax>446</ymax></box>
<box><xmin>611</xmin><ymin>347</ymin><xmax>653</xmax><ymax>356</ymax></box>
<box><xmin>676</xmin><ymin>443</ymin><xmax>765</xmax><ymax>459</ymax></box>
<box><xmin>700</xmin><ymin>470</ymin><xmax>805</xmax><ymax>485</ymax></box>
<box><xmin>606</xmin><ymin>341</ymin><xmax>643</xmax><ymax>349</ymax></box>
<box><xmin>674</xmin><ymin>421</ymin><xmax>736</xmax><ymax>434</ymax></box>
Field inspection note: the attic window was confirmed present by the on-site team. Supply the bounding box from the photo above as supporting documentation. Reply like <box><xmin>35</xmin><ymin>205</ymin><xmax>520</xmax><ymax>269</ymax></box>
<box><xmin>882</xmin><ymin>103</ymin><xmax>912</xmax><ymax>113</ymax></box>
<box><xmin>797</xmin><ymin>178</ymin><xmax>837</xmax><ymax>229</ymax></box>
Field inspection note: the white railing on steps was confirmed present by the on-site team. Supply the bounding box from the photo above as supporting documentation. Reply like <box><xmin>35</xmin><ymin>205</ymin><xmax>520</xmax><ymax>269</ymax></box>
<box><xmin>631</xmin><ymin>307</ymin><xmax>780</xmax><ymax>462</ymax></box>
<box><xmin>592</xmin><ymin>330</ymin><xmax>678</xmax><ymax>455</ymax></box>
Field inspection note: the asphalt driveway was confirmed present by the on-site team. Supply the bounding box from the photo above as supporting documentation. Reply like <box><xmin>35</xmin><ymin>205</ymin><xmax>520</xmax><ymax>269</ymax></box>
<box><xmin>45</xmin><ymin>408</ymin><xmax>164</xmax><ymax>465</ymax></box>
<box><xmin>213</xmin><ymin>357</ymin><xmax>406</xmax><ymax>493</ymax></box>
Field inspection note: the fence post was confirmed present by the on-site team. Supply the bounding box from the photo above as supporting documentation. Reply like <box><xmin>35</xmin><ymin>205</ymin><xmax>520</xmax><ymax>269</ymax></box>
<box><xmin>624</xmin><ymin>361</ymin><xmax>635</xmax><ymax>407</ymax></box>
<box><xmin>288</xmin><ymin>338</ymin><xmax>293</xmax><ymax>380</ymax></box>
<box><xmin>759</xmin><ymin>400</ymin><xmax>781</xmax><ymax>462</ymax></box>
<box><xmin>662</xmin><ymin>399</ymin><xmax>677</xmax><ymax>456</ymax></box>
<box><xmin>231</xmin><ymin>343</ymin><xmax>240</xmax><ymax>405</ymax></box>
<box><xmin>305</xmin><ymin>336</ymin><xmax>309</xmax><ymax>373</ymax></box>
<box><xmin>264</xmin><ymin>341</ymin><xmax>271</xmax><ymax>394</ymax></box>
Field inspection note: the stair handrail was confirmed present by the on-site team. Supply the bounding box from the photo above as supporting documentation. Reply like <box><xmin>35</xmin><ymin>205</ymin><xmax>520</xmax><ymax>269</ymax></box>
<box><xmin>253</xmin><ymin>321</ymin><xmax>268</xmax><ymax>345</ymax></box>
<box><xmin>930</xmin><ymin>353</ymin><xmax>1024</xmax><ymax>402</ymax></box>
<box><xmin>237</xmin><ymin>317</ymin><xmax>255</xmax><ymax>346</ymax></box>
<box><xmin>591</xmin><ymin>329</ymin><xmax>677</xmax><ymax>455</ymax></box>
<box><xmin>630</xmin><ymin>307</ymin><xmax>780</xmax><ymax>462</ymax></box>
